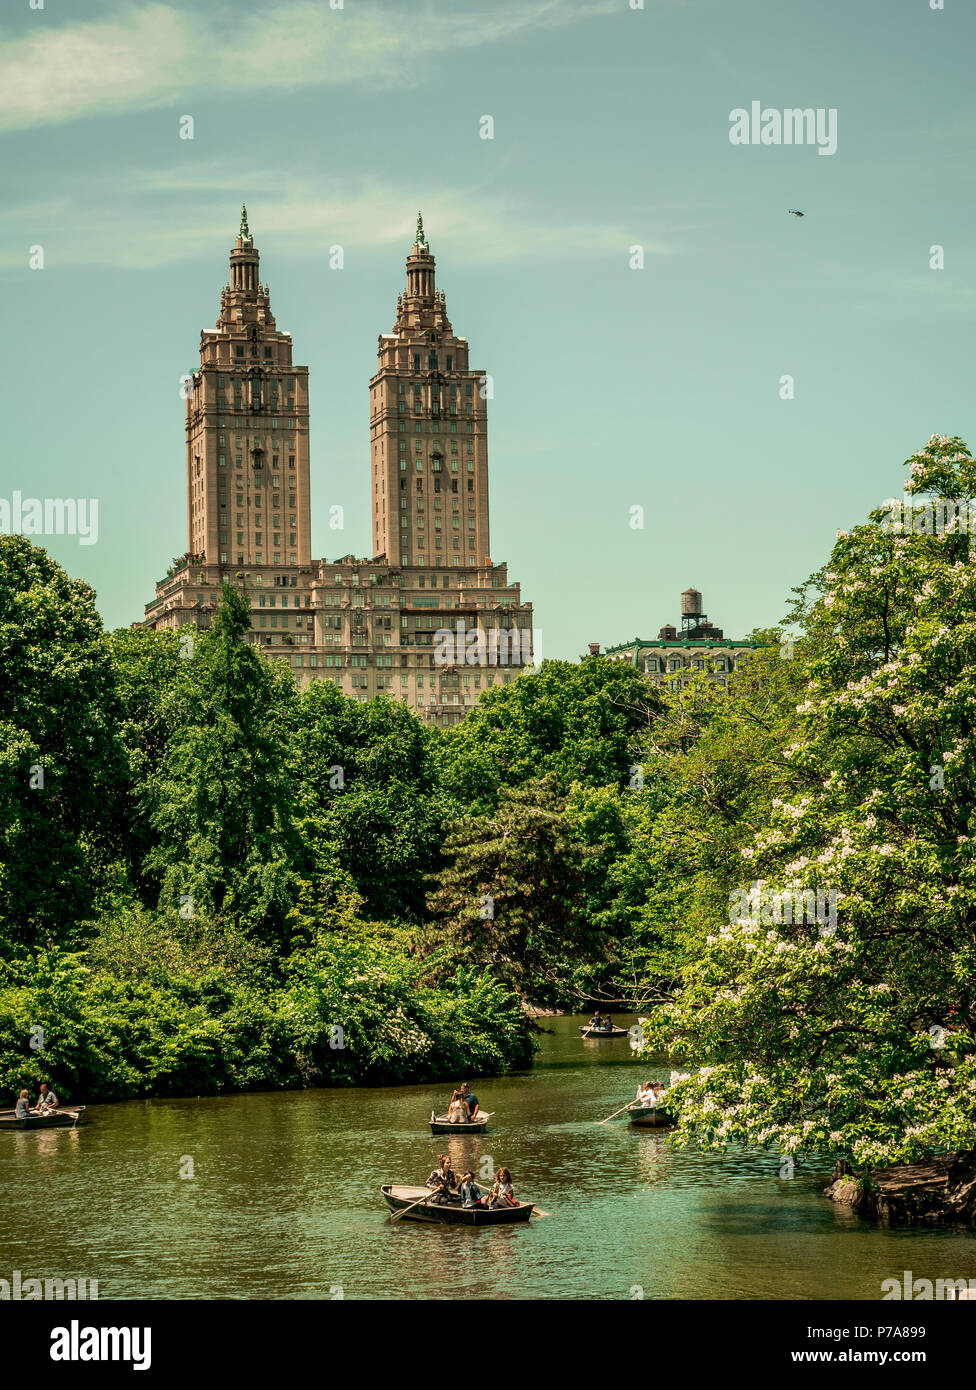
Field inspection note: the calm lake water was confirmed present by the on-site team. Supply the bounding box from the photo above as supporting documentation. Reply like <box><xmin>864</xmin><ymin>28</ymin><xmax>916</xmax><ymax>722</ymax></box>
<box><xmin>3</xmin><ymin>1015</ymin><xmax>975</xmax><ymax>1300</ymax></box>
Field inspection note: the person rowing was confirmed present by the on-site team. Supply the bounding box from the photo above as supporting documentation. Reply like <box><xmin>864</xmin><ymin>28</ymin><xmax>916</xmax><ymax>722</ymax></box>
<box><xmin>425</xmin><ymin>1155</ymin><xmax>458</xmax><ymax>1204</ymax></box>
<box><xmin>35</xmin><ymin>1082</ymin><xmax>59</xmax><ymax>1113</ymax></box>
<box><xmin>460</xmin><ymin>1082</ymin><xmax>480</xmax><ymax>1121</ymax></box>
<box><xmin>635</xmin><ymin>1081</ymin><xmax>656</xmax><ymax>1106</ymax></box>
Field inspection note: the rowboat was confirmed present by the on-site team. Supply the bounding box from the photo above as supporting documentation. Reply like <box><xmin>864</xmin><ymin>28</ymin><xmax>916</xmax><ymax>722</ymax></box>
<box><xmin>0</xmin><ymin>1107</ymin><xmax>86</xmax><ymax>1131</ymax></box>
<box><xmin>579</xmin><ymin>1025</ymin><xmax>627</xmax><ymax>1038</ymax></box>
<box><xmin>429</xmin><ymin>1111</ymin><xmax>490</xmax><ymax>1135</ymax></box>
<box><xmin>381</xmin><ymin>1185</ymin><xmax>533</xmax><ymax>1225</ymax></box>
<box><xmin>628</xmin><ymin>1104</ymin><xmax>674</xmax><ymax>1128</ymax></box>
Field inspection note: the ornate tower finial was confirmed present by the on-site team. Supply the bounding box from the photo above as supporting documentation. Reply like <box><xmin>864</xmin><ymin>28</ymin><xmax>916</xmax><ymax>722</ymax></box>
<box><xmin>240</xmin><ymin>204</ymin><xmax>251</xmax><ymax>242</ymax></box>
<box><xmin>415</xmin><ymin>210</ymin><xmax>427</xmax><ymax>248</ymax></box>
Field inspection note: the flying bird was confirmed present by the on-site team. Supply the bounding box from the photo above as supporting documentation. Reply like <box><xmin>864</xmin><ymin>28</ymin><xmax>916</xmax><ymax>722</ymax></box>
<box><xmin>788</xmin><ymin>209</ymin><xmax>805</xmax><ymax>217</ymax></box>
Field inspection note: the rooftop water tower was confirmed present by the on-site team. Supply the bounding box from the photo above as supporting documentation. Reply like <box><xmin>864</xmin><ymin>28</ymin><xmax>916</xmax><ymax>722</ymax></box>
<box><xmin>680</xmin><ymin>588</ymin><xmax>705</xmax><ymax>637</ymax></box>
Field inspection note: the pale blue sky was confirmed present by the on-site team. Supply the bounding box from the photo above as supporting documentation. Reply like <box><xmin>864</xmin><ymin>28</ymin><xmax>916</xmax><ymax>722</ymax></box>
<box><xmin>2</xmin><ymin>0</ymin><xmax>974</xmax><ymax>656</ymax></box>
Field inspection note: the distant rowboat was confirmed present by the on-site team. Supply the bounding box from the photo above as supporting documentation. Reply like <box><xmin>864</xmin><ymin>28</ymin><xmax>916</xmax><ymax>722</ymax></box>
<box><xmin>580</xmin><ymin>1025</ymin><xmax>627</xmax><ymax>1038</ymax></box>
<box><xmin>429</xmin><ymin>1111</ymin><xmax>491</xmax><ymax>1135</ymax></box>
<box><xmin>382</xmin><ymin>1185</ymin><xmax>533</xmax><ymax>1225</ymax></box>
<box><xmin>0</xmin><ymin>1107</ymin><xmax>86</xmax><ymax>1131</ymax></box>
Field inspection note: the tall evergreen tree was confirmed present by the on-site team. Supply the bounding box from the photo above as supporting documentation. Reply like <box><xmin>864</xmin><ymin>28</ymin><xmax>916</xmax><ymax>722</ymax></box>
<box><xmin>427</xmin><ymin>778</ymin><xmax>596</xmax><ymax>999</ymax></box>
<box><xmin>143</xmin><ymin>585</ymin><xmax>298</xmax><ymax>941</ymax></box>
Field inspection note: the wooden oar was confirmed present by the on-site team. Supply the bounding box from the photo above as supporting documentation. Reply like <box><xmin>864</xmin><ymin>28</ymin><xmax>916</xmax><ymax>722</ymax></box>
<box><xmin>530</xmin><ymin>1207</ymin><xmax>551</xmax><ymax>1219</ymax></box>
<box><xmin>390</xmin><ymin>1189</ymin><xmax>437</xmax><ymax>1222</ymax></box>
<box><xmin>596</xmin><ymin>1101</ymin><xmax>635</xmax><ymax>1125</ymax></box>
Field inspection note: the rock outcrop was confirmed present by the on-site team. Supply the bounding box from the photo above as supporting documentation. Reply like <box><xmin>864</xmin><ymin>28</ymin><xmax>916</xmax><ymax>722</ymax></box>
<box><xmin>824</xmin><ymin>1151</ymin><xmax>976</xmax><ymax>1226</ymax></box>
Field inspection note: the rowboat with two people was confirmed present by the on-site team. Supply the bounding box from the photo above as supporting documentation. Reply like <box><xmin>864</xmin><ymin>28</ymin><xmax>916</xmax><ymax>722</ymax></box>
<box><xmin>596</xmin><ymin>1081</ymin><xmax>674</xmax><ymax>1129</ymax></box>
<box><xmin>628</xmin><ymin>1080</ymin><xmax>673</xmax><ymax>1127</ymax></box>
<box><xmin>0</xmin><ymin>1106</ymin><xmax>87</xmax><ymax>1131</ymax></box>
<box><xmin>429</xmin><ymin>1081</ymin><xmax>492</xmax><ymax>1133</ymax></box>
<box><xmin>1</xmin><ymin>1084</ymin><xmax>86</xmax><ymax>1131</ymax></box>
<box><xmin>580</xmin><ymin>1011</ymin><xmax>627</xmax><ymax>1039</ymax></box>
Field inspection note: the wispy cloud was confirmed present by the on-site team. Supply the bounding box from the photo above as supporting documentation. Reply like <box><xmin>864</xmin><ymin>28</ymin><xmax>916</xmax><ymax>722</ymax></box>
<box><xmin>0</xmin><ymin>165</ymin><xmax>671</xmax><ymax>269</ymax></box>
<box><xmin>0</xmin><ymin>0</ymin><xmax>619</xmax><ymax>133</ymax></box>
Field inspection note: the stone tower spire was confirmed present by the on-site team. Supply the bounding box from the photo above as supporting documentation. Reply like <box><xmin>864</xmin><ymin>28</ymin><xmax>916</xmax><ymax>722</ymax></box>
<box><xmin>179</xmin><ymin>208</ymin><xmax>311</xmax><ymax>570</ymax></box>
<box><xmin>369</xmin><ymin>215</ymin><xmax>489</xmax><ymax>568</ymax></box>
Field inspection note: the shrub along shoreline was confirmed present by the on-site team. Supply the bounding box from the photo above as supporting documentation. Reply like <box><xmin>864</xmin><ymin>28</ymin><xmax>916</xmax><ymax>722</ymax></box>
<box><xmin>0</xmin><ymin>915</ymin><xmax>535</xmax><ymax>1104</ymax></box>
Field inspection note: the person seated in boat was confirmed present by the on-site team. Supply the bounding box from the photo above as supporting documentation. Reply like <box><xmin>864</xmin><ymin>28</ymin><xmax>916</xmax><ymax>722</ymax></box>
<box><xmin>651</xmin><ymin>1082</ymin><xmax>667</xmax><ymax>1105</ymax></box>
<box><xmin>489</xmin><ymin>1168</ymin><xmax>518</xmax><ymax>1209</ymax></box>
<box><xmin>425</xmin><ymin>1155</ymin><xmax>458</xmax><ymax>1203</ymax></box>
<box><xmin>458</xmin><ymin>1172</ymin><xmax>484</xmax><ymax>1208</ymax></box>
<box><xmin>446</xmin><ymin>1088</ymin><xmax>467</xmax><ymax>1123</ymax></box>
<box><xmin>635</xmin><ymin>1082</ymin><xmax>656</xmax><ymax>1106</ymax></box>
<box><xmin>588</xmin><ymin>1011</ymin><xmax>604</xmax><ymax>1029</ymax></box>
<box><xmin>35</xmin><ymin>1082</ymin><xmax>59</xmax><ymax>1114</ymax></box>
<box><xmin>14</xmin><ymin>1089</ymin><xmax>32</xmax><ymax>1118</ymax></box>
<box><xmin>460</xmin><ymin>1083</ymin><xmax>480</xmax><ymax>1121</ymax></box>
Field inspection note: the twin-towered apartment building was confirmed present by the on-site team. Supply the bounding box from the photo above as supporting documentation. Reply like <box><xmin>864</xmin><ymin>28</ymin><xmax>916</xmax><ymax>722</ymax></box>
<box><xmin>143</xmin><ymin>210</ymin><xmax>533</xmax><ymax>725</ymax></box>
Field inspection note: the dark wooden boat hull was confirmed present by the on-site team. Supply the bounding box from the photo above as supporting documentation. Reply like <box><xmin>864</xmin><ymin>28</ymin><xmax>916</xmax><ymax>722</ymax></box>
<box><xmin>429</xmin><ymin>1114</ymin><xmax>490</xmax><ymax>1135</ymax></box>
<box><xmin>0</xmin><ymin>1107</ymin><xmax>86</xmax><ymax>1131</ymax></box>
<box><xmin>628</xmin><ymin>1105</ymin><xmax>674</xmax><ymax>1128</ymax></box>
<box><xmin>382</xmin><ymin>1185</ymin><xmax>533</xmax><ymax>1225</ymax></box>
<box><xmin>580</xmin><ymin>1026</ymin><xmax>627</xmax><ymax>1038</ymax></box>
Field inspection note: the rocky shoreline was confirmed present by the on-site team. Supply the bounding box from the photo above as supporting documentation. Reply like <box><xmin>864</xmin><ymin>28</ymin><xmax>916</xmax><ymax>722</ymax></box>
<box><xmin>824</xmin><ymin>1151</ymin><xmax>976</xmax><ymax>1227</ymax></box>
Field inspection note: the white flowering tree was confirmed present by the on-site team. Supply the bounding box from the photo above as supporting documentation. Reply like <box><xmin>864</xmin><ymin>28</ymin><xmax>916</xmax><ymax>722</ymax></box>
<box><xmin>644</xmin><ymin>436</ymin><xmax>976</xmax><ymax>1170</ymax></box>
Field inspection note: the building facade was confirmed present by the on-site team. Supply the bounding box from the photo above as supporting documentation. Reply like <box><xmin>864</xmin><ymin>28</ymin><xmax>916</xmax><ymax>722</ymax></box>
<box><xmin>596</xmin><ymin>588</ymin><xmax>765</xmax><ymax>690</ymax></box>
<box><xmin>144</xmin><ymin>211</ymin><xmax>533</xmax><ymax>727</ymax></box>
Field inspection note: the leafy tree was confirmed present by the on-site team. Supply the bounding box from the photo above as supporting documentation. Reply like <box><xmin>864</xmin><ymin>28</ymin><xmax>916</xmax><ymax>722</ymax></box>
<box><xmin>287</xmin><ymin>681</ymin><xmax>448</xmax><ymax>921</ymax></box>
<box><xmin>0</xmin><ymin>537</ymin><xmax>124</xmax><ymax>945</ymax></box>
<box><xmin>442</xmin><ymin>656</ymin><xmax>660</xmax><ymax>810</ymax></box>
<box><xmin>642</xmin><ymin>436</ymin><xmax>976</xmax><ymax>1170</ymax></box>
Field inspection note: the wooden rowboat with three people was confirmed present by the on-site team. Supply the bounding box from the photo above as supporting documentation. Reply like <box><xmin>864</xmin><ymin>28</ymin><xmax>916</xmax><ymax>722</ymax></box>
<box><xmin>0</xmin><ymin>1106</ymin><xmax>86</xmax><ymax>1131</ymax></box>
<box><xmin>579</xmin><ymin>1023</ymin><xmax>628</xmax><ymax>1038</ymax></box>
<box><xmin>381</xmin><ymin>1185</ymin><xmax>534</xmax><ymax>1225</ymax></box>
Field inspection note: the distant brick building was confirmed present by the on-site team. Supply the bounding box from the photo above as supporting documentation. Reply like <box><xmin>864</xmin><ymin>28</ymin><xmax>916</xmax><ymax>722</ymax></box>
<box><xmin>144</xmin><ymin>210</ymin><xmax>533</xmax><ymax>726</ymax></box>
<box><xmin>596</xmin><ymin>588</ymin><xmax>764</xmax><ymax>690</ymax></box>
